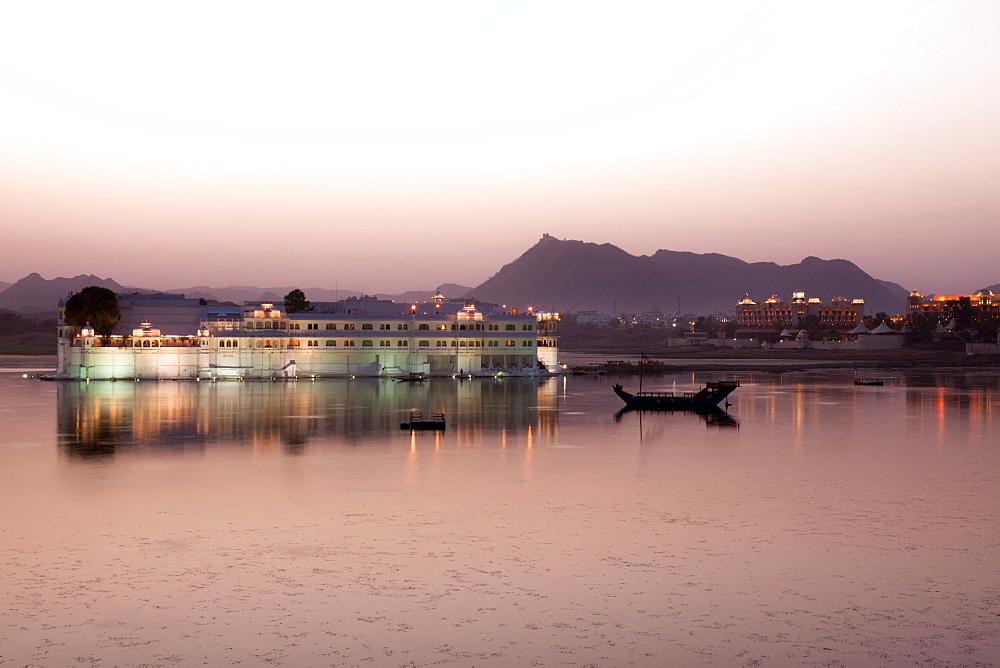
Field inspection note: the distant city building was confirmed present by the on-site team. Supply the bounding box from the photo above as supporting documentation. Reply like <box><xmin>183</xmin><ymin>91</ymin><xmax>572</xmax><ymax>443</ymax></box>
<box><xmin>907</xmin><ymin>290</ymin><xmax>1000</xmax><ymax>319</ymax></box>
<box><xmin>735</xmin><ymin>292</ymin><xmax>865</xmax><ymax>331</ymax></box>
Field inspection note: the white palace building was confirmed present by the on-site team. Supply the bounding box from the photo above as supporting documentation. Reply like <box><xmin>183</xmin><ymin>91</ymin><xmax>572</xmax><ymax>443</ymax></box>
<box><xmin>56</xmin><ymin>293</ymin><xmax>560</xmax><ymax>380</ymax></box>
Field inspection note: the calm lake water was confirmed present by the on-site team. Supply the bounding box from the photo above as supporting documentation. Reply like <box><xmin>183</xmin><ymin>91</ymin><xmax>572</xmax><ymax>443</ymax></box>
<box><xmin>2</xmin><ymin>358</ymin><xmax>999</xmax><ymax>665</ymax></box>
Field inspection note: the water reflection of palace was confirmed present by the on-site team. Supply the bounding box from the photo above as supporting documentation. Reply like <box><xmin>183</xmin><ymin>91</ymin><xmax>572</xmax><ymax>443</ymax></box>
<box><xmin>57</xmin><ymin>378</ymin><xmax>560</xmax><ymax>458</ymax></box>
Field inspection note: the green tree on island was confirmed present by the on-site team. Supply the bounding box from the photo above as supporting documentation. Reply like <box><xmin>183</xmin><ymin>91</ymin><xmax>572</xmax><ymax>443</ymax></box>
<box><xmin>283</xmin><ymin>288</ymin><xmax>311</xmax><ymax>314</ymax></box>
<box><xmin>64</xmin><ymin>286</ymin><xmax>121</xmax><ymax>336</ymax></box>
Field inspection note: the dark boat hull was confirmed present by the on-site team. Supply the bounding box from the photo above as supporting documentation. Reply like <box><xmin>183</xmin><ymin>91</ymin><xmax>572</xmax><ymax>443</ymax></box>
<box><xmin>400</xmin><ymin>411</ymin><xmax>446</xmax><ymax>430</ymax></box>
<box><xmin>613</xmin><ymin>380</ymin><xmax>739</xmax><ymax>410</ymax></box>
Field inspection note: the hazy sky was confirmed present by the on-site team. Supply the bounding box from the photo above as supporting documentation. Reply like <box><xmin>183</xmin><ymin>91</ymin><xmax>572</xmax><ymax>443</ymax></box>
<box><xmin>3</xmin><ymin>1</ymin><xmax>998</xmax><ymax>294</ymax></box>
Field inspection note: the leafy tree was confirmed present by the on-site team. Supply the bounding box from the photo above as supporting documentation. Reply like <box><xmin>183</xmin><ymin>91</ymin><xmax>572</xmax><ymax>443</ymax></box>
<box><xmin>64</xmin><ymin>286</ymin><xmax>120</xmax><ymax>336</ymax></box>
<box><xmin>283</xmin><ymin>288</ymin><xmax>311</xmax><ymax>314</ymax></box>
<box><xmin>798</xmin><ymin>314</ymin><xmax>821</xmax><ymax>332</ymax></box>
<box><xmin>905</xmin><ymin>312</ymin><xmax>938</xmax><ymax>343</ymax></box>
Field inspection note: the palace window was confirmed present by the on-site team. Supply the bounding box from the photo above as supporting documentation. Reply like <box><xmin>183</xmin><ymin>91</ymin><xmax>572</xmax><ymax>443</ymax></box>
<box><xmin>488</xmin><ymin>324</ymin><xmax>498</xmax><ymax>330</ymax></box>
<box><xmin>436</xmin><ymin>341</ymin><xmax>447</xmax><ymax>347</ymax></box>
<box><xmin>505</xmin><ymin>324</ymin><xmax>516</xmax><ymax>330</ymax></box>
<box><xmin>362</xmin><ymin>340</ymin><xmax>373</xmax><ymax>346</ymax></box>
<box><xmin>326</xmin><ymin>340</ymin><xmax>336</xmax><ymax>346</ymax></box>
<box><xmin>380</xmin><ymin>340</ymin><xmax>390</xmax><ymax>346</ymax></box>
<box><xmin>290</xmin><ymin>340</ymin><xmax>300</xmax><ymax>347</ymax></box>
<box><xmin>419</xmin><ymin>341</ymin><xmax>429</xmax><ymax>347</ymax></box>
<box><xmin>436</xmin><ymin>324</ymin><xmax>447</xmax><ymax>330</ymax></box>
<box><xmin>522</xmin><ymin>324</ymin><xmax>533</xmax><ymax>330</ymax></box>
<box><xmin>397</xmin><ymin>324</ymin><xmax>408</xmax><ymax>330</ymax></box>
<box><xmin>379</xmin><ymin>324</ymin><xmax>391</xmax><ymax>330</ymax></box>
<box><xmin>522</xmin><ymin>340</ymin><xmax>533</xmax><ymax>347</ymax></box>
<box><xmin>326</xmin><ymin>323</ymin><xmax>336</xmax><ymax>329</ymax></box>
<box><xmin>398</xmin><ymin>340</ymin><xmax>408</xmax><ymax>347</ymax></box>
<box><xmin>362</xmin><ymin>324</ymin><xmax>373</xmax><ymax>330</ymax></box>
<box><xmin>418</xmin><ymin>324</ymin><xmax>429</xmax><ymax>330</ymax></box>
<box><xmin>307</xmin><ymin>323</ymin><xmax>318</xmax><ymax>330</ymax></box>
<box><xmin>345</xmin><ymin>340</ymin><xmax>355</xmax><ymax>347</ymax></box>
<box><xmin>505</xmin><ymin>340</ymin><xmax>515</xmax><ymax>346</ymax></box>
<box><xmin>344</xmin><ymin>324</ymin><xmax>355</xmax><ymax>330</ymax></box>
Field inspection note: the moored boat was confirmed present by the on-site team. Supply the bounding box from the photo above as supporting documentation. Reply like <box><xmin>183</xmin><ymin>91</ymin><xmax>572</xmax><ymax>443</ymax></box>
<box><xmin>400</xmin><ymin>411</ymin><xmax>446</xmax><ymax>430</ymax></box>
<box><xmin>611</xmin><ymin>353</ymin><xmax>739</xmax><ymax>410</ymax></box>
<box><xmin>613</xmin><ymin>380</ymin><xmax>740</xmax><ymax>410</ymax></box>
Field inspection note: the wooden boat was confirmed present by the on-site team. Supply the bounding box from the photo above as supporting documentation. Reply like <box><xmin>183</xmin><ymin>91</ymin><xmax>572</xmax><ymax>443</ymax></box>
<box><xmin>853</xmin><ymin>378</ymin><xmax>884</xmax><ymax>386</ymax></box>
<box><xmin>612</xmin><ymin>353</ymin><xmax>739</xmax><ymax>410</ymax></box>
<box><xmin>394</xmin><ymin>372</ymin><xmax>427</xmax><ymax>382</ymax></box>
<box><xmin>613</xmin><ymin>380</ymin><xmax>740</xmax><ymax>409</ymax></box>
<box><xmin>400</xmin><ymin>411</ymin><xmax>446</xmax><ymax>430</ymax></box>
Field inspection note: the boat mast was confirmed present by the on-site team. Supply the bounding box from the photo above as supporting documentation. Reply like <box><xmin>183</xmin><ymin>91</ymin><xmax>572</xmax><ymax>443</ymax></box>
<box><xmin>638</xmin><ymin>352</ymin><xmax>645</xmax><ymax>394</ymax></box>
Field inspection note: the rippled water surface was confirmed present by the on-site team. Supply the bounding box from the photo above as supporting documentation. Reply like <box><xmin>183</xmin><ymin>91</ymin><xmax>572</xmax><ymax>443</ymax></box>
<box><xmin>2</xmin><ymin>362</ymin><xmax>999</xmax><ymax>665</ymax></box>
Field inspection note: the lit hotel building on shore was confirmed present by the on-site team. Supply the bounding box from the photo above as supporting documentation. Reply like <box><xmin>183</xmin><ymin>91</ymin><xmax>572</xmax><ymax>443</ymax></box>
<box><xmin>735</xmin><ymin>292</ymin><xmax>864</xmax><ymax>330</ymax></box>
<box><xmin>56</xmin><ymin>293</ymin><xmax>560</xmax><ymax>380</ymax></box>
<box><xmin>907</xmin><ymin>290</ymin><xmax>1000</xmax><ymax>319</ymax></box>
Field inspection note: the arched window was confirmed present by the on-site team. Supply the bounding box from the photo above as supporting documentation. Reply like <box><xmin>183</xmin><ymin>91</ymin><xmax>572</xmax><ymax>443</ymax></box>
<box><xmin>418</xmin><ymin>324</ymin><xmax>429</xmax><ymax>330</ymax></box>
<box><xmin>326</xmin><ymin>340</ymin><xmax>336</xmax><ymax>346</ymax></box>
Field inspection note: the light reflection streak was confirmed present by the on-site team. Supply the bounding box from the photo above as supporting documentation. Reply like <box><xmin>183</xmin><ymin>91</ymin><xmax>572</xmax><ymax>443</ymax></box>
<box><xmin>56</xmin><ymin>378</ymin><xmax>556</xmax><ymax>458</ymax></box>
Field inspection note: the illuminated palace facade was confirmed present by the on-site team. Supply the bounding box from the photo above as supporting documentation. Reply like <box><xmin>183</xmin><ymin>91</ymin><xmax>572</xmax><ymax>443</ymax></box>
<box><xmin>735</xmin><ymin>292</ymin><xmax>864</xmax><ymax>330</ymax></box>
<box><xmin>907</xmin><ymin>290</ymin><xmax>1000</xmax><ymax>319</ymax></box>
<box><xmin>56</xmin><ymin>294</ymin><xmax>560</xmax><ymax>380</ymax></box>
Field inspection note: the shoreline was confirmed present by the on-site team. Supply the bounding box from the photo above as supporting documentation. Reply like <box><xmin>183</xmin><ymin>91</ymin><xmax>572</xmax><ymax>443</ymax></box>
<box><xmin>4</xmin><ymin>350</ymin><xmax>1000</xmax><ymax>376</ymax></box>
<box><xmin>558</xmin><ymin>348</ymin><xmax>1000</xmax><ymax>374</ymax></box>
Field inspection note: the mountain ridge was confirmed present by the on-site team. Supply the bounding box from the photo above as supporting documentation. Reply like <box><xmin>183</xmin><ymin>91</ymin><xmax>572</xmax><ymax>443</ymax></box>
<box><xmin>467</xmin><ymin>235</ymin><xmax>910</xmax><ymax>314</ymax></box>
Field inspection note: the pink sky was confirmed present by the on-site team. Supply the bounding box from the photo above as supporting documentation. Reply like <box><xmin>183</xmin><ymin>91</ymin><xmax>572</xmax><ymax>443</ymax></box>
<box><xmin>2</xmin><ymin>2</ymin><xmax>999</xmax><ymax>294</ymax></box>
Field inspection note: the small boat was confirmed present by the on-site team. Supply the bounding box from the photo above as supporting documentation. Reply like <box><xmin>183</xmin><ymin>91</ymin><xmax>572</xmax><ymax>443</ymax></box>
<box><xmin>400</xmin><ymin>411</ymin><xmax>446</xmax><ymax>430</ymax></box>
<box><xmin>572</xmin><ymin>364</ymin><xmax>606</xmax><ymax>375</ymax></box>
<box><xmin>613</xmin><ymin>380</ymin><xmax>740</xmax><ymax>409</ymax></box>
<box><xmin>854</xmin><ymin>378</ymin><xmax>884</xmax><ymax>386</ymax></box>
<box><xmin>394</xmin><ymin>372</ymin><xmax>427</xmax><ymax>382</ymax></box>
<box><xmin>612</xmin><ymin>353</ymin><xmax>739</xmax><ymax>410</ymax></box>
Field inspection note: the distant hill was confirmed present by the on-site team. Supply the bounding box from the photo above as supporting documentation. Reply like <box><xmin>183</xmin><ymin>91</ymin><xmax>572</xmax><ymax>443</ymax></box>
<box><xmin>165</xmin><ymin>284</ymin><xmax>473</xmax><ymax>305</ymax></box>
<box><xmin>0</xmin><ymin>273</ymin><xmax>137</xmax><ymax>313</ymax></box>
<box><xmin>468</xmin><ymin>235</ymin><xmax>909</xmax><ymax>315</ymax></box>
<box><xmin>978</xmin><ymin>283</ymin><xmax>1000</xmax><ymax>294</ymax></box>
<box><xmin>0</xmin><ymin>275</ymin><xmax>476</xmax><ymax>314</ymax></box>
<box><xmin>163</xmin><ymin>285</ymin><xmax>342</xmax><ymax>304</ymax></box>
